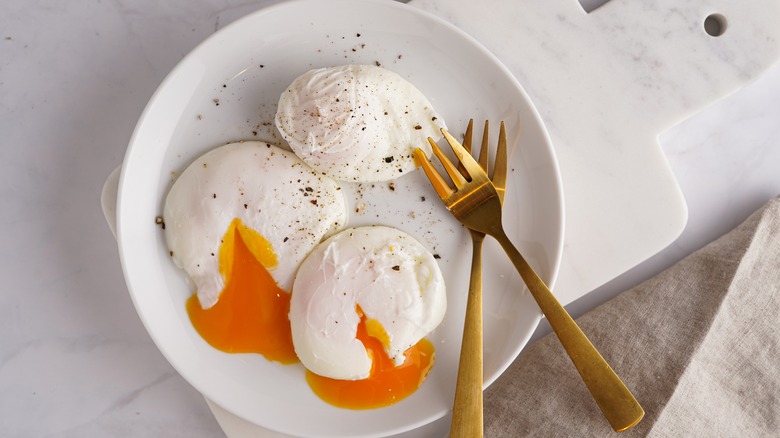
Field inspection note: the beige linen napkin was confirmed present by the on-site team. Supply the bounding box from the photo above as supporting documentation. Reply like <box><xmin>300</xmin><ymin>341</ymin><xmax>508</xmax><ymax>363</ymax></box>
<box><xmin>484</xmin><ymin>197</ymin><xmax>780</xmax><ymax>437</ymax></box>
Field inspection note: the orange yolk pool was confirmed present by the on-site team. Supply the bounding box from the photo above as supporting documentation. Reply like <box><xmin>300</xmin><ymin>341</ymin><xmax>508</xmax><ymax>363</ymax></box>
<box><xmin>186</xmin><ymin>218</ymin><xmax>297</xmax><ymax>363</ymax></box>
<box><xmin>306</xmin><ymin>308</ymin><xmax>436</xmax><ymax>409</ymax></box>
<box><xmin>185</xmin><ymin>218</ymin><xmax>435</xmax><ymax>408</ymax></box>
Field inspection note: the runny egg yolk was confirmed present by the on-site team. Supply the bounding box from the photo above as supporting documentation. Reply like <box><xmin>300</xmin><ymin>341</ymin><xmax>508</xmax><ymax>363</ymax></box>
<box><xmin>306</xmin><ymin>306</ymin><xmax>435</xmax><ymax>409</ymax></box>
<box><xmin>186</xmin><ymin>218</ymin><xmax>298</xmax><ymax>364</ymax></box>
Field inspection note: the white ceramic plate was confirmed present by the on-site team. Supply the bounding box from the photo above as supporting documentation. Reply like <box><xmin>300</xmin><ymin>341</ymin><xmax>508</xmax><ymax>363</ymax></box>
<box><xmin>117</xmin><ymin>0</ymin><xmax>563</xmax><ymax>436</ymax></box>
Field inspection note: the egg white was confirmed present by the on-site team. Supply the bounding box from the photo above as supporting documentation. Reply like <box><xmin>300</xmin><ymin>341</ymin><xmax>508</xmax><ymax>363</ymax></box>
<box><xmin>163</xmin><ymin>141</ymin><xmax>347</xmax><ymax>309</ymax></box>
<box><xmin>275</xmin><ymin>64</ymin><xmax>447</xmax><ymax>183</ymax></box>
<box><xmin>289</xmin><ymin>225</ymin><xmax>446</xmax><ymax>380</ymax></box>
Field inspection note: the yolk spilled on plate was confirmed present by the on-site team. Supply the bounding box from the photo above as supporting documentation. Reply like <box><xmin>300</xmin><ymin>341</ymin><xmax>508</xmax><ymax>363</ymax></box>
<box><xmin>185</xmin><ymin>218</ymin><xmax>435</xmax><ymax>408</ymax></box>
<box><xmin>186</xmin><ymin>218</ymin><xmax>298</xmax><ymax>364</ymax></box>
<box><xmin>306</xmin><ymin>307</ymin><xmax>435</xmax><ymax>409</ymax></box>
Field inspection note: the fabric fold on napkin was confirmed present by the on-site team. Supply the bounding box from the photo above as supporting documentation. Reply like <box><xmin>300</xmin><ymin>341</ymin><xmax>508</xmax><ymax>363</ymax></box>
<box><xmin>484</xmin><ymin>196</ymin><xmax>780</xmax><ymax>437</ymax></box>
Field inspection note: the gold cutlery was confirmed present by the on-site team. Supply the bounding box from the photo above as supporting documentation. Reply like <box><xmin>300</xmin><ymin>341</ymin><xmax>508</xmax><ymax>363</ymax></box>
<box><xmin>413</xmin><ymin>123</ymin><xmax>644</xmax><ymax>432</ymax></box>
<box><xmin>436</xmin><ymin>119</ymin><xmax>507</xmax><ymax>438</ymax></box>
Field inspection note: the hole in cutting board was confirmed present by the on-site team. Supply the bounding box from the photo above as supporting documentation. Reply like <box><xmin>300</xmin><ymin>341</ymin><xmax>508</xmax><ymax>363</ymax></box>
<box><xmin>704</xmin><ymin>13</ymin><xmax>728</xmax><ymax>37</ymax></box>
<box><xmin>578</xmin><ymin>0</ymin><xmax>611</xmax><ymax>13</ymax></box>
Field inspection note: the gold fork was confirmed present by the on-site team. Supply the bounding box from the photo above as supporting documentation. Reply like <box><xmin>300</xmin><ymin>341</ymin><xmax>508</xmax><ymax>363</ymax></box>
<box><xmin>441</xmin><ymin>120</ymin><xmax>506</xmax><ymax>438</ymax></box>
<box><xmin>413</xmin><ymin>124</ymin><xmax>644</xmax><ymax>433</ymax></box>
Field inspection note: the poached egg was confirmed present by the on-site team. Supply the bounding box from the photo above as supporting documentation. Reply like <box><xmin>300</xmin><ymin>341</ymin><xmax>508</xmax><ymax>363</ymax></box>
<box><xmin>275</xmin><ymin>64</ymin><xmax>447</xmax><ymax>183</ymax></box>
<box><xmin>289</xmin><ymin>225</ymin><xmax>446</xmax><ymax>381</ymax></box>
<box><xmin>163</xmin><ymin>141</ymin><xmax>347</xmax><ymax>309</ymax></box>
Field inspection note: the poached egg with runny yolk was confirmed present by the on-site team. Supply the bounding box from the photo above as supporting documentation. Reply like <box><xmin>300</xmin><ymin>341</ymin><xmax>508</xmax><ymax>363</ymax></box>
<box><xmin>163</xmin><ymin>141</ymin><xmax>347</xmax><ymax>310</ymax></box>
<box><xmin>289</xmin><ymin>226</ymin><xmax>446</xmax><ymax>382</ymax></box>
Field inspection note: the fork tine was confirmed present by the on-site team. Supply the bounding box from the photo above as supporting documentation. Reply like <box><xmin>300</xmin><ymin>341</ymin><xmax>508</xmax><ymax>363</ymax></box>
<box><xmin>492</xmin><ymin>121</ymin><xmax>508</xmax><ymax>203</ymax></box>
<box><xmin>477</xmin><ymin>120</ymin><xmax>490</xmax><ymax>175</ymax></box>
<box><xmin>440</xmin><ymin>129</ymin><xmax>486</xmax><ymax>182</ymax></box>
<box><xmin>413</xmin><ymin>148</ymin><xmax>455</xmax><ymax>199</ymax></box>
<box><xmin>457</xmin><ymin>119</ymin><xmax>474</xmax><ymax>178</ymax></box>
<box><xmin>428</xmin><ymin>137</ymin><xmax>468</xmax><ymax>188</ymax></box>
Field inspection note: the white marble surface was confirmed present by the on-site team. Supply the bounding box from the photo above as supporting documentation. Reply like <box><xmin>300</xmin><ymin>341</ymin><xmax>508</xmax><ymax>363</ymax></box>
<box><xmin>411</xmin><ymin>0</ymin><xmax>780</xmax><ymax>307</ymax></box>
<box><xmin>1</xmin><ymin>0</ymin><xmax>779</xmax><ymax>437</ymax></box>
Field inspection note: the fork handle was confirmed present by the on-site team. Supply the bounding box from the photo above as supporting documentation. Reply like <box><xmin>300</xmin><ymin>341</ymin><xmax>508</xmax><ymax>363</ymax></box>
<box><xmin>450</xmin><ymin>231</ymin><xmax>485</xmax><ymax>438</ymax></box>
<box><xmin>492</xmin><ymin>228</ymin><xmax>644</xmax><ymax>432</ymax></box>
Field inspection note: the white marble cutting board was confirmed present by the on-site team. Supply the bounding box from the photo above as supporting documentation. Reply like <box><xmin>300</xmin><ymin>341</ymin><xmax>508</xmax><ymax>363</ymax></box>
<box><xmin>410</xmin><ymin>0</ymin><xmax>780</xmax><ymax>305</ymax></box>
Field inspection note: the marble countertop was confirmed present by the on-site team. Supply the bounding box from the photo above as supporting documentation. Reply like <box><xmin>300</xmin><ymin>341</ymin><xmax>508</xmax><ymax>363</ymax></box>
<box><xmin>2</xmin><ymin>0</ymin><xmax>778</xmax><ymax>436</ymax></box>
